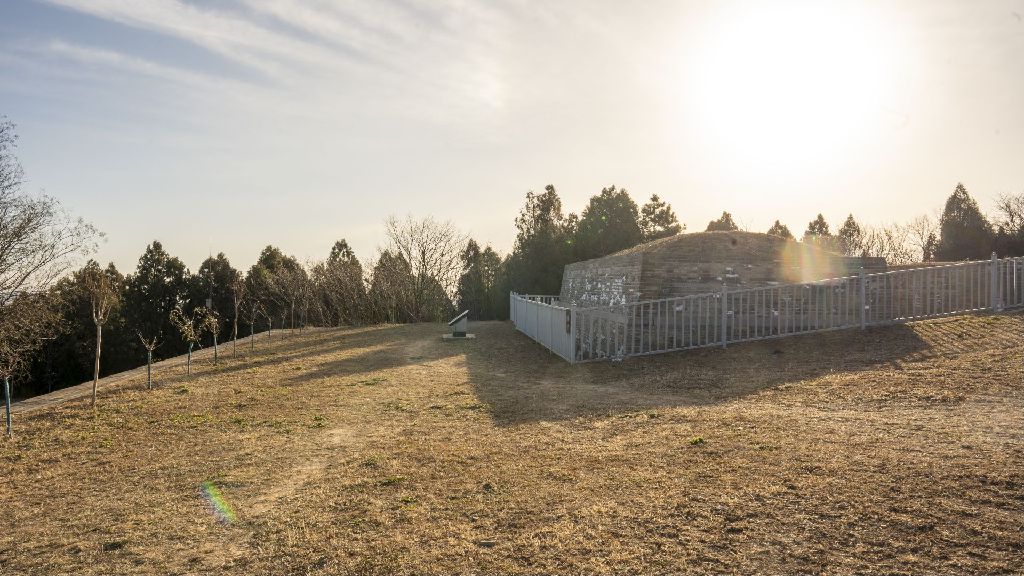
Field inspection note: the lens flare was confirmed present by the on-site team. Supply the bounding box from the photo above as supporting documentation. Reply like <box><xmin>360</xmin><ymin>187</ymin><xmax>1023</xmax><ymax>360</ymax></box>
<box><xmin>201</xmin><ymin>481</ymin><xmax>237</xmax><ymax>524</ymax></box>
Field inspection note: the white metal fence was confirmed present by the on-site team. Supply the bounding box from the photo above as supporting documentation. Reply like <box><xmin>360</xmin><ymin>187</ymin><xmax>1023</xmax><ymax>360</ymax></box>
<box><xmin>511</xmin><ymin>254</ymin><xmax>1024</xmax><ymax>363</ymax></box>
<box><xmin>509</xmin><ymin>293</ymin><xmax>575</xmax><ymax>361</ymax></box>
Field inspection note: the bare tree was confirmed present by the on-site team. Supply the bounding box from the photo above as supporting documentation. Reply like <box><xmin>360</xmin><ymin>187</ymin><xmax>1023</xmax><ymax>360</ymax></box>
<box><xmin>1</xmin><ymin>117</ymin><xmax>97</xmax><ymax>436</ymax></box>
<box><xmin>264</xmin><ymin>307</ymin><xmax>275</xmax><ymax>340</ymax></box>
<box><xmin>229</xmin><ymin>272</ymin><xmax>245</xmax><ymax>356</ymax></box>
<box><xmin>0</xmin><ymin>291</ymin><xmax>60</xmax><ymax>438</ymax></box>
<box><xmin>170</xmin><ymin>305</ymin><xmax>210</xmax><ymax>375</ymax></box>
<box><xmin>201</xmin><ymin>310</ymin><xmax>221</xmax><ymax>365</ymax></box>
<box><xmin>384</xmin><ymin>215</ymin><xmax>467</xmax><ymax>322</ymax></box>
<box><xmin>82</xmin><ymin>261</ymin><xmax>119</xmax><ymax>407</ymax></box>
<box><xmin>137</xmin><ymin>332</ymin><xmax>160</xmax><ymax>390</ymax></box>
<box><xmin>906</xmin><ymin>214</ymin><xmax>939</xmax><ymax>262</ymax></box>
<box><xmin>1</xmin><ymin>121</ymin><xmax>99</xmax><ymax>310</ymax></box>
<box><xmin>277</xmin><ymin>266</ymin><xmax>307</xmax><ymax>334</ymax></box>
<box><xmin>861</xmin><ymin>224</ymin><xmax>915</xmax><ymax>266</ymax></box>
<box><xmin>994</xmin><ymin>192</ymin><xmax>1024</xmax><ymax>235</ymax></box>
<box><xmin>245</xmin><ymin>299</ymin><xmax>263</xmax><ymax>352</ymax></box>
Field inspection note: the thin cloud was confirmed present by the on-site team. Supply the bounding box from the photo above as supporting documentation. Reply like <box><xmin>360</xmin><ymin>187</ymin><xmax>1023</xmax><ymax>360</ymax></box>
<box><xmin>40</xmin><ymin>0</ymin><xmax>355</xmax><ymax>80</ymax></box>
<box><xmin>38</xmin><ymin>0</ymin><xmax>515</xmax><ymax>121</ymax></box>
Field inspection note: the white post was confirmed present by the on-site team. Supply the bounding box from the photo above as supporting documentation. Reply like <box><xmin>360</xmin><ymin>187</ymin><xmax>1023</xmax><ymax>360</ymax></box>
<box><xmin>720</xmin><ymin>286</ymin><xmax>728</xmax><ymax>349</ymax></box>
<box><xmin>859</xmin><ymin>267</ymin><xmax>866</xmax><ymax>330</ymax></box>
<box><xmin>569</xmin><ymin>306</ymin><xmax>577</xmax><ymax>363</ymax></box>
<box><xmin>991</xmin><ymin>252</ymin><xmax>1000</xmax><ymax>311</ymax></box>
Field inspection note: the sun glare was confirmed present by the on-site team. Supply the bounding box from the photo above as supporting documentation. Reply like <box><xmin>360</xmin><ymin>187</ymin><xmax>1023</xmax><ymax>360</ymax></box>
<box><xmin>690</xmin><ymin>1</ymin><xmax>895</xmax><ymax>175</ymax></box>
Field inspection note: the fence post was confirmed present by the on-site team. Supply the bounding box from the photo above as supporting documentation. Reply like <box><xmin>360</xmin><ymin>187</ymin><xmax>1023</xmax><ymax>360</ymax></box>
<box><xmin>569</xmin><ymin>306</ymin><xmax>577</xmax><ymax>363</ymax></box>
<box><xmin>859</xmin><ymin>267</ymin><xmax>866</xmax><ymax>330</ymax></box>
<box><xmin>4</xmin><ymin>375</ymin><xmax>11</xmax><ymax>439</ymax></box>
<box><xmin>990</xmin><ymin>252</ymin><xmax>1000</xmax><ymax>311</ymax></box>
<box><xmin>720</xmin><ymin>286</ymin><xmax>728</xmax><ymax>349</ymax></box>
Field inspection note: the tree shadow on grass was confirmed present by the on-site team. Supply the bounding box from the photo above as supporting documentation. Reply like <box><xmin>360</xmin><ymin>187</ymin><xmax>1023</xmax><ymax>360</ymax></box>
<box><xmin>275</xmin><ymin>323</ymin><xmax>464</xmax><ymax>386</ymax></box>
<box><xmin>191</xmin><ymin>324</ymin><xmax>423</xmax><ymax>382</ymax></box>
<box><xmin>463</xmin><ymin>312</ymin><xmax>1024</xmax><ymax>427</ymax></box>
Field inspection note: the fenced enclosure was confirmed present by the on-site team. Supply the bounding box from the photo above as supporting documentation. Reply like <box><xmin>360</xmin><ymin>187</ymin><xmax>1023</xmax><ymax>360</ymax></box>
<box><xmin>511</xmin><ymin>254</ymin><xmax>1024</xmax><ymax>363</ymax></box>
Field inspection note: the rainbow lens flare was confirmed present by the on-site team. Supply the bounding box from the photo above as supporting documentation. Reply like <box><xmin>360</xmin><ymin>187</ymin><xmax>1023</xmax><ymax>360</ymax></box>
<box><xmin>201</xmin><ymin>481</ymin><xmax>237</xmax><ymax>524</ymax></box>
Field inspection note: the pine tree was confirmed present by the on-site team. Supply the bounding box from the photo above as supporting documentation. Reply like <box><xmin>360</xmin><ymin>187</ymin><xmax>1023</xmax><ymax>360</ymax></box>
<box><xmin>706</xmin><ymin>211</ymin><xmax>739</xmax><ymax>232</ymax></box>
<box><xmin>766</xmin><ymin>220</ymin><xmax>793</xmax><ymax>239</ymax></box>
<box><xmin>123</xmin><ymin>241</ymin><xmax>190</xmax><ymax>358</ymax></box>
<box><xmin>507</xmin><ymin>185</ymin><xmax>574</xmax><ymax>295</ymax></box>
<box><xmin>573</xmin><ymin>185</ymin><xmax>643</xmax><ymax>261</ymax></box>
<box><xmin>639</xmin><ymin>194</ymin><xmax>683</xmax><ymax>241</ymax></box>
<box><xmin>803</xmin><ymin>214</ymin><xmax>840</xmax><ymax>252</ymax></box>
<box><xmin>456</xmin><ymin>240</ymin><xmax>504</xmax><ymax>320</ymax></box>
<box><xmin>935</xmin><ymin>183</ymin><xmax>994</xmax><ymax>260</ymax></box>
<box><xmin>837</xmin><ymin>214</ymin><xmax>863</xmax><ymax>256</ymax></box>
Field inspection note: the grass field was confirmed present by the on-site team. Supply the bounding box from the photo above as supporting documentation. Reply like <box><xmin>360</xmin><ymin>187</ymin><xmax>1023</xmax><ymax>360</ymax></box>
<box><xmin>2</xmin><ymin>313</ymin><xmax>1023</xmax><ymax>574</ymax></box>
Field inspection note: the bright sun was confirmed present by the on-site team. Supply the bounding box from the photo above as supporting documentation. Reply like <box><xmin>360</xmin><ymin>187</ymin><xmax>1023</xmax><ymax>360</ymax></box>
<box><xmin>690</xmin><ymin>1</ymin><xmax>896</xmax><ymax>175</ymax></box>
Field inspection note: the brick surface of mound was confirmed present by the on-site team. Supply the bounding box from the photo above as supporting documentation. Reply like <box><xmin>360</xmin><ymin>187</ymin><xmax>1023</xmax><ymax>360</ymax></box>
<box><xmin>560</xmin><ymin>231</ymin><xmax>886</xmax><ymax>307</ymax></box>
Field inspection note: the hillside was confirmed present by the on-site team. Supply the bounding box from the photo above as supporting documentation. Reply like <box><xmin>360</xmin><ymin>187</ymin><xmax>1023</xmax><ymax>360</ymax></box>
<box><xmin>2</xmin><ymin>314</ymin><xmax>1023</xmax><ymax>574</ymax></box>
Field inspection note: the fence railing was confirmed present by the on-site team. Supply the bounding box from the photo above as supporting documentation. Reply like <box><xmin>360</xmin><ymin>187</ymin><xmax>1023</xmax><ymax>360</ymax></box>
<box><xmin>509</xmin><ymin>293</ymin><xmax>574</xmax><ymax>361</ymax></box>
<box><xmin>511</xmin><ymin>254</ymin><xmax>1024</xmax><ymax>363</ymax></box>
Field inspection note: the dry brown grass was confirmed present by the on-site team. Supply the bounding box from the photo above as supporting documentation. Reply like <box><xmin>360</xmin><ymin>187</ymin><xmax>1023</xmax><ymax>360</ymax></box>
<box><xmin>1</xmin><ymin>313</ymin><xmax>1023</xmax><ymax>574</ymax></box>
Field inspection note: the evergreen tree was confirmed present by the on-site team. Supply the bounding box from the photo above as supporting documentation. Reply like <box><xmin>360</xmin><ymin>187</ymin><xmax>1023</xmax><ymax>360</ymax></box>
<box><xmin>123</xmin><ymin>241</ymin><xmax>190</xmax><ymax>359</ymax></box>
<box><xmin>803</xmin><ymin>214</ymin><xmax>839</xmax><ymax>252</ymax></box>
<box><xmin>312</xmin><ymin>239</ymin><xmax>366</xmax><ymax>326</ymax></box>
<box><xmin>457</xmin><ymin>240</ymin><xmax>504</xmax><ymax>320</ymax></box>
<box><xmin>368</xmin><ymin>250</ymin><xmax>414</xmax><ymax>323</ymax></box>
<box><xmin>804</xmin><ymin>214</ymin><xmax>831</xmax><ymax>239</ymax></box>
<box><xmin>837</xmin><ymin>214</ymin><xmax>863</xmax><ymax>256</ymax></box>
<box><xmin>507</xmin><ymin>185</ymin><xmax>574</xmax><ymax>295</ymax></box>
<box><xmin>190</xmin><ymin>253</ymin><xmax>238</xmax><ymax>345</ymax></box>
<box><xmin>639</xmin><ymin>194</ymin><xmax>683</xmax><ymax>241</ymax></box>
<box><xmin>329</xmin><ymin>239</ymin><xmax>357</xmax><ymax>263</ymax></box>
<box><xmin>706</xmin><ymin>211</ymin><xmax>739</xmax><ymax>232</ymax></box>
<box><xmin>766</xmin><ymin>220</ymin><xmax>793</xmax><ymax>239</ymax></box>
<box><xmin>245</xmin><ymin>246</ymin><xmax>306</xmax><ymax>330</ymax></box>
<box><xmin>923</xmin><ymin>232</ymin><xmax>939</xmax><ymax>262</ymax></box>
<box><xmin>935</xmin><ymin>183</ymin><xmax>994</xmax><ymax>260</ymax></box>
<box><xmin>573</xmin><ymin>185</ymin><xmax>643</xmax><ymax>261</ymax></box>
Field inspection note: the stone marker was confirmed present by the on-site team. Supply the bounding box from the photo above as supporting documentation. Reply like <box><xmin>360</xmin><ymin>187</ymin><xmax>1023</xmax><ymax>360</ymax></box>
<box><xmin>443</xmin><ymin>310</ymin><xmax>474</xmax><ymax>340</ymax></box>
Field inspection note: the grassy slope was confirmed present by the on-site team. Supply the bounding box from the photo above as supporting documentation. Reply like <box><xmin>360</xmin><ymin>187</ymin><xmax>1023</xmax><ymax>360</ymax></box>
<box><xmin>1</xmin><ymin>314</ymin><xmax>1022</xmax><ymax>574</ymax></box>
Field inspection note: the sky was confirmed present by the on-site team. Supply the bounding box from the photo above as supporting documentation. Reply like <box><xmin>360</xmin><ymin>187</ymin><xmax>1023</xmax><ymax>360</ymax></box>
<box><xmin>1</xmin><ymin>0</ymin><xmax>1023</xmax><ymax>273</ymax></box>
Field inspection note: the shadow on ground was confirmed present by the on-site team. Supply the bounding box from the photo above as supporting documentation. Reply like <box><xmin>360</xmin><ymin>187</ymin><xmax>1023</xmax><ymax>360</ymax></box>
<box><xmin>458</xmin><ymin>311</ymin><xmax>1024</xmax><ymax>426</ymax></box>
<box><xmin>26</xmin><ymin>310</ymin><xmax>1022</xmax><ymax>428</ymax></box>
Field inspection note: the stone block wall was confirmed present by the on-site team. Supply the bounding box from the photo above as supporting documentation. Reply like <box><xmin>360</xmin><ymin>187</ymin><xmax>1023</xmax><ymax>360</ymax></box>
<box><xmin>559</xmin><ymin>252</ymin><xmax>642</xmax><ymax>307</ymax></box>
<box><xmin>559</xmin><ymin>231</ymin><xmax>888</xmax><ymax>306</ymax></box>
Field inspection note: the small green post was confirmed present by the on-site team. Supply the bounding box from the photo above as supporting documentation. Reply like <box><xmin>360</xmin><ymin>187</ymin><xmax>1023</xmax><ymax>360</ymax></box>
<box><xmin>146</xmin><ymin>350</ymin><xmax>153</xmax><ymax>390</ymax></box>
<box><xmin>187</xmin><ymin>342</ymin><xmax>193</xmax><ymax>375</ymax></box>
<box><xmin>4</xmin><ymin>376</ymin><xmax>12</xmax><ymax>439</ymax></box>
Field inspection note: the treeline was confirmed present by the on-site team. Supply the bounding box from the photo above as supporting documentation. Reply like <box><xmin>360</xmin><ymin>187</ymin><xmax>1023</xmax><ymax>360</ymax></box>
<box><xmin>12</xmin><ymin>180</ymin><xmax>1024</xmax><ymax>401</ymax></box>
<box><xmin>3</xmin><ymin>179</ymin><xmax>685</xmax><ymax>399</ymax></box>
<box><xmin>16</xmin><ymin>219</ymin><xmax>470</xmax><ymax>398</ymax></box>
<box><xmin>504</xmin><ymin>181</ymin><xmax>1024</xmax><ymax>294</ymax></box>
<box><xmin>3</xmin><ymin>114</ymin><xmax>1023</xmax><ymax>403</ymax></box>
<box><xmin>740</xmin><ymin>183</ymin><xmax>1024</xmax><ymax>265</ymax></box>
